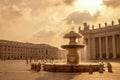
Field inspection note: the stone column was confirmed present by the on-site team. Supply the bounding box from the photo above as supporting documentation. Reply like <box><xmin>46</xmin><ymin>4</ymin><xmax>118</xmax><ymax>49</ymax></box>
<box><xmin>106</xmin><ymin>36</ymin><xmax>109</xmax><ymax>59</ymax></box>
<box><xmin>92</xmin><ymin>37</ymin><xmax>96</xmax><ymax>59</ymax></box>
<box><xmin>112</xmin><ymin>35</ymin><xmax>116</xmax><ymax>58</ymax></box>
<box><xmin>99</xmin><ymin>37</ymin><xmax>102</xmax><ymax>59</ymax></box>
<box><xmin>87</xmin><ymin>38</ymin><xmax>91</xmax><ymax>60</ymax></box>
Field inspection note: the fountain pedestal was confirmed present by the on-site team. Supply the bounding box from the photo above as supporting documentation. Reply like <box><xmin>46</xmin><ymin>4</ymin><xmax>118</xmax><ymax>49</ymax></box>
<box><xmin>67</xmin><ymin>49</ymin><xmax>79</xmax><ymax>64</ymax></box>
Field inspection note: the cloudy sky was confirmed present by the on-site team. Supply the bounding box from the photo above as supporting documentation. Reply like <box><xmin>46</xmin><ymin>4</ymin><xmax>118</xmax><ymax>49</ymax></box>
<box><xmin>0</xmin><ymin>0</ymin><xmax>120</xmax><ymax>48</ymax></box>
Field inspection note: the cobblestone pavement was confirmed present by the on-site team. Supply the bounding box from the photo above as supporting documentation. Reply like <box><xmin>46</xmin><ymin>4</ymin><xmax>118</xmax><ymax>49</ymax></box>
<box><xmin>0</xmin><ymin>60</ymin><xmax>120</xmax><ymax>80</ymax></box>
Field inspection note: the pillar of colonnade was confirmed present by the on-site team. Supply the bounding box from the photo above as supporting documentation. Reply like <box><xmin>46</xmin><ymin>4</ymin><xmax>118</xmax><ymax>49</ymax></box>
<box><xmin>93</xmin><ymin>35</ymin><xmax>117</xmax><ymax>59</ymax></box>
<box><xmin>112</xmin><ymin>35</ymin><xmax>116</xmax><ymax>58</ymax></box>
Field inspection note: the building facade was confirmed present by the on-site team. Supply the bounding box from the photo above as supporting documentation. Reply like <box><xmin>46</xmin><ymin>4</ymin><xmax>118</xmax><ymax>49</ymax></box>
<box><xmin>0</xmin><ymin>40</ymin><xmax>58</xmax><ymax>60</ymax></box>
<box><xmin>79</xmin><ymin>20</ymin><xmax>120</xmax><ymax>60</ymax></box>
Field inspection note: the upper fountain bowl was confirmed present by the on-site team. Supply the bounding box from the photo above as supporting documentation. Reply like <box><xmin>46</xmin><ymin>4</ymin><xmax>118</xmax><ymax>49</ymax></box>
<box><xmin>63</xmin><ymin>31</ymin><xmax>82</xmax><ymax>38</ymax></box>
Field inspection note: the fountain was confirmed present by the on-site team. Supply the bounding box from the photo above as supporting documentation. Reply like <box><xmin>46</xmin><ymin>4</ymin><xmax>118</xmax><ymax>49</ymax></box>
<box><xmin>61</xmin><ymin>29</ymin><xmax>84</xmax><ymax>64</ymax></box>
<box><xmin>43</xmin><ymin>27</ymin><xmax>104</xmax><ymax>73</ymax></box>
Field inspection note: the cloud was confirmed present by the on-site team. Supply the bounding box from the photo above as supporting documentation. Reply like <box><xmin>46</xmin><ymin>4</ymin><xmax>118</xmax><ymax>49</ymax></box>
<box><xmin>0</xmin><ymin>0</ymin><xmax>102</xmax><ymax>47</ymax></box>
<box><xmin>0</xmin><ymin>0</ymin><xmax>57</xmax><ymax>12</ymax></box>
<box><xmin>0</xmin><ymin>0</ymin><xmax>22</xmax><ymax>6</ymax></box>
<box><xmin>33</xmin><ymin>30</ymin><xmax>55</xmax><ymax>39</ymax></box>
<box><xmin>0</xmin><ymin>5</ymin><xmax>22</xmax><ymax>21</ymax></box>
<box><xmin>0</xmin><ymin>4</ymin><xmax>23</xmax><ymax>31</ymax></box>
<box><xmin>103</xmin><ymin>0</ymin><xmax>120</xmax><ymax>8</ymax></box>
<box><xmin>32</xmin><ymin>30</ymin><xmax>57</xmax><ymax>44</ymax></box>
<box><xmin>63</xmin><ymin>0</ymin><xmax>77</xmax><ymax>5</ymax></box>
<box><xmin>65</xmin><ymin>11</ymin><xmax>100</xmax><ymax>25</ymax></box>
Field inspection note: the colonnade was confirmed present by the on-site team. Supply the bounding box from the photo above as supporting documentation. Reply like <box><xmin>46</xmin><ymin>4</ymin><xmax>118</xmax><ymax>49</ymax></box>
<box><xmin>86</xmin><ymin>34</ymin><xmax>120</xmax><ymax>59</ymax></box>
<box><xmin>93</xmin><ymin>34</ymin><xmax>120</xmax><ymax>59</ymax></box>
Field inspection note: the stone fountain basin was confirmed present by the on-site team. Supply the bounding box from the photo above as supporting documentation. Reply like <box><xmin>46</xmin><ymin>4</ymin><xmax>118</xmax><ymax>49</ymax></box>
<box><xmin>61</xmin><ymin>44</ymin><xmax>84</xmax><ymax>49</ymax></box>
<box><xmin>43</xmin><ymin>63</ymin><xmax>101</xmax><ymax>73</ymax></box>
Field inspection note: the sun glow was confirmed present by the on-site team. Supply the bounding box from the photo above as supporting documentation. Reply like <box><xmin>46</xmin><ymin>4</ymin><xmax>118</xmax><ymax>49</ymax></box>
<box><xmin>74</xmin><ymin>0</ymin><xmax>102</xmax><ymax>14</ymax></box>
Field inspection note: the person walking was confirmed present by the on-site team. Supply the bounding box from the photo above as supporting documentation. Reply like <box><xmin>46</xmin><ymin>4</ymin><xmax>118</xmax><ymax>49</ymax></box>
<box><xmin>107</xmin><ymin>62</ymin><xmax>112</xmax><ymax>73</ymax></box>
<box><xmin>36</xmin><ymin>63</ymin><xmax>41</xmax><ymax>72</ymax></box>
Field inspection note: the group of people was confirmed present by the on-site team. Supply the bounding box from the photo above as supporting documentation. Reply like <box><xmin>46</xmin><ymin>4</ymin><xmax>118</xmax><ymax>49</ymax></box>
<box><xmin>89</xmin><ymin>61</ymin><xmax>113</xmax><ymax>74</ymax></box>
<box><xmin>26</xmin><ymin>59</ymin><xmax>113</xmax><ymax>73</ymax></box>
<box><xmin>99</xmin><ymin>61</ymin><xmax>113</xmax><ymax>73</ymax></box>
<box><xmin>31</xmin><ymin>62</ymin><xmax>41</xmax><ymax>72</ymax></box>
<box><xmin>26</xmin><ymin>59</ymin><xmax>42</xmax><ymax>72</ymax></box>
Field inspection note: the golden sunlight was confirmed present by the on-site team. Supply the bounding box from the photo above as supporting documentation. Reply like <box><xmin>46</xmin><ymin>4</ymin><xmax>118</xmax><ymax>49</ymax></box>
<box><xmin>74</xmin><ymin>0</ymin><xmax>102</xmax><ymax>14</ymax></box>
